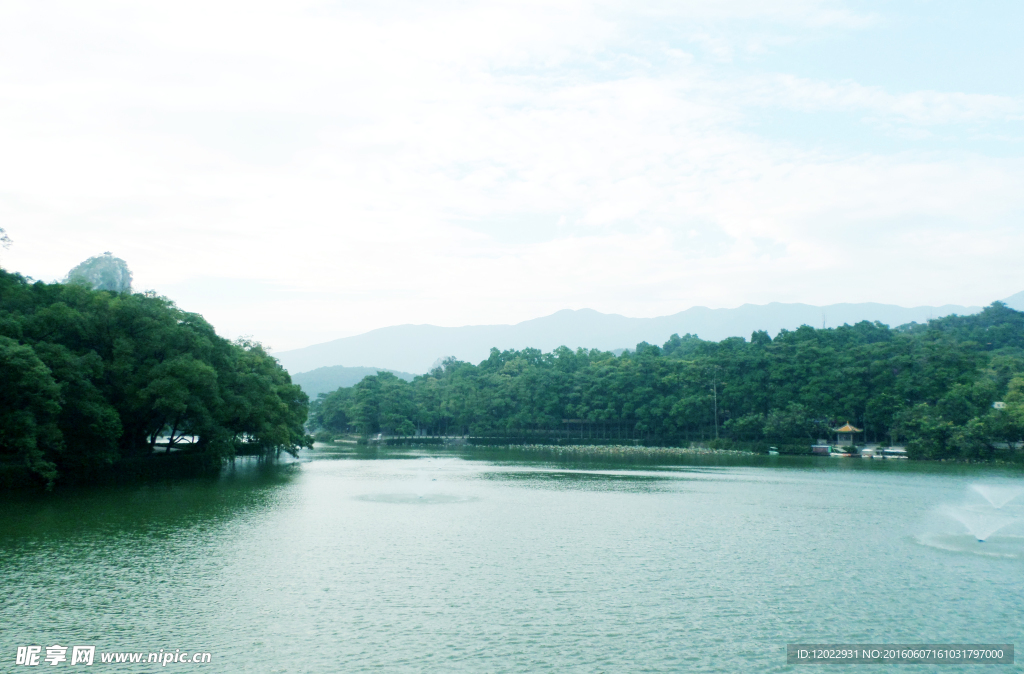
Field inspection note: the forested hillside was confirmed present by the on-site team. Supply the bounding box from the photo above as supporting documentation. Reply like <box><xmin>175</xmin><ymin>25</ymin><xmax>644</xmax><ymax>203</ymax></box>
<box><xmin>310</xmin><ymin>303</ymin><xmax>1024</xmax><ymax>460</ymax></box>
<box><xmin>0</xmin><ymin>270</ymin><xmax>310</xmax><ymax>488</ymax></box>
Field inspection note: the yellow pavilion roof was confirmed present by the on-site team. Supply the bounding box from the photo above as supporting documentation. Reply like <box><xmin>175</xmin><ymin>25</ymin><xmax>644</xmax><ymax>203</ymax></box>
<box><xmin>834</xmin><ymin>423</ymin><xmax>862</xmax><ymax>433</ymax></box>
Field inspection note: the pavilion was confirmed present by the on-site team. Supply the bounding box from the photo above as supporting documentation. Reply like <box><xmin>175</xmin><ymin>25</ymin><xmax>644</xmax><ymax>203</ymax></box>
<box><xmin>833</xmin><ymin>422</ymin><xmax>862</xmax><ymax>447</ymax></box>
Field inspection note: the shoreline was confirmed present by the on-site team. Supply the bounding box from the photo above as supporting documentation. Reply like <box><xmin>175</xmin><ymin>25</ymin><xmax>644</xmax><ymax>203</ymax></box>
<box><xmin>475</xmin><ymin>443</ymin><xmax>758</xmax><ymax>457</ymax></box>
<box><xmin>316</xmin><ymin>441</ymin><xmax>1024</xmax><ymax>467</ymax></box>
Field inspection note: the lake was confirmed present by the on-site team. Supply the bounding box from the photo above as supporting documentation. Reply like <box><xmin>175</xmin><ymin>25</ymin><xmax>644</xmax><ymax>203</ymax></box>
<box><xmin>2</xmin><ymin>447</ymin><xmax>1023</xmax><ymax>672</ymax></box>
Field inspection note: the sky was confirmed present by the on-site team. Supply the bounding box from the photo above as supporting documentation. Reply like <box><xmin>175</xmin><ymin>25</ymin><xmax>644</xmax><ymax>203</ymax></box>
<box><xmin>1</xmin><ymin>0</ymin><xmax>1022</xmax><ymax>351</ymax></box>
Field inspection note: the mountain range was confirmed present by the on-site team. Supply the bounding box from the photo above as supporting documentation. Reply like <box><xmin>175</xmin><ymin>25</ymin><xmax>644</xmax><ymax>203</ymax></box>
<box><xmin>275</xmin><ymin>294</ymin><xmax>1024</xmax><ymax>382</ymax></box>
<box><xmin>290</xmin><ymin>365</ymin><xmax>416</xmax><ymax>399</ymax></box>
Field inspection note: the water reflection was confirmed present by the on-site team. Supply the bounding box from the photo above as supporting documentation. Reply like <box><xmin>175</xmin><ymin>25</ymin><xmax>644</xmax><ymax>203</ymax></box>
<box><xmin>355</xmin><ymin>493</ymin><xmax>479</xmax><ymax>504</ymax></box>
<box><xmin>0</xmin><ymin>456</ymin><xmax>301</xmax><ymax>541</ymax></box>
<box><xmin>484</xmin><ymin>469</ymin><xmax>678</xmax><ymax>493</ymax></box>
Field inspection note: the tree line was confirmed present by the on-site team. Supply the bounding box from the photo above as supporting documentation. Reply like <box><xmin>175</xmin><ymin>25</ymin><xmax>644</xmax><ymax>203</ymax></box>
<box><xmin>0</xmin><ymin>269</ymin><xmax>310</xmax><ymax>488</ymax></box>
<box><xmin>310</xmin><ymin>303</ymin><xmax>1024</xmax><ymax>460</ymax></box>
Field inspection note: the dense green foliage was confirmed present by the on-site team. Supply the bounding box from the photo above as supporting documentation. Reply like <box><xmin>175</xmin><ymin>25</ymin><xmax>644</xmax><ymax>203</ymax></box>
<box><xmin>0</xmin><ymin>269</ymin><xmax>310</xmax><ymax>488</ymax></box>
<box><xmin>311</xmin><ymin>303</ymin><xmax>1024</xmax><ymax>460</ymax></box>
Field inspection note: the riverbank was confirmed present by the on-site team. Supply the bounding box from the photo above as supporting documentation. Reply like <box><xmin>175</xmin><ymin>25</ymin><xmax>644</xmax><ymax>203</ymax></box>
<box><xmin>479</xmin><ymin>443</ymin><xmax>756</xmax><ymax>460</ymax></box>
<box><xmin>317</xmin><ymin>440</ymin><xmax>1024</xmax><ymax>470</ymax></box>
<box><xmin>323</xmin><ymin>434</ymin><xmax>1024</xmax><ymax>465</ymax></box>
<box><xmin>334</xmin><ymin>434</ymin><xmax>774</xmax><ymax>452</ymax></box>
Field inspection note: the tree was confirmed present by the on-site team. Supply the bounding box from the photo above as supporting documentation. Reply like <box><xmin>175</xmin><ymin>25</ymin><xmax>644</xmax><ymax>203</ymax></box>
<box><xmin>723</xmin><ymin>412</ymin><xmax>766</xmax><ymax>440</ymax></box>
<box><xmin>896</xmin><ymin>404</ymin><xmax>956</xmax><ymax>460</ymax></box>
<box><xmin>223</xmin><ymin>340</ymin><xmax>311</xmax><ymax>457</ymax></box>
<box><xmin>311</xmin><ymin>388</ymin><xmax>353</xmax><ymax>435</ymax></box>
<box><xmin>0</xmin><ymin>337</ymin><xmax>63</xmax><ymax>485</ymax></box>
<box><xmin>31</xmin><ymin>341</ymin><xmax>121</xmax><ymax>472</ymax></box>
<box><xmin>0</xmin><ymin>269</ymin><xmax>311</xmax><ymax>487</ymax></box>
<box><xmin>140</xmin><ymin>354</ymin><xmax>220</xmax><ymax>452</ymax></box>
<box><xmin>764</xmin><ymin>402</ymin><xmax>827</xmax><ymax>442</ymax></box>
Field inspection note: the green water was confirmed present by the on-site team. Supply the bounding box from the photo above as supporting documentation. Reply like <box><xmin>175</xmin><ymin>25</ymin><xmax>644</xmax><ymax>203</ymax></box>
<box><xmin>2</xmin><ymin>448</ymin><xmax>1023</xmax><ymax>672</ymax></box>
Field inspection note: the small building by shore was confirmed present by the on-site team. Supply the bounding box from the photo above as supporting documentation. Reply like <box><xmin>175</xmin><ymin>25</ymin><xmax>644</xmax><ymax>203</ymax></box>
<box><xmin>833</xmin><ymin>423</ymin><xmax>862</xmax><ymax>447</ymax></box>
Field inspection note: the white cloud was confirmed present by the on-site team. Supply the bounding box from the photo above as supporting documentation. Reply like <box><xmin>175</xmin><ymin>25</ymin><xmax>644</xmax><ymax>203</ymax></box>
<box><xmin>752</xmin><ymin>75</ymin><xmax>1024</xmax><ymax>124</ymax></box>
<box><xmin>1</xmin><ymin>0</ymin><xmax>1022</xmax><ymax>349</ymax></box>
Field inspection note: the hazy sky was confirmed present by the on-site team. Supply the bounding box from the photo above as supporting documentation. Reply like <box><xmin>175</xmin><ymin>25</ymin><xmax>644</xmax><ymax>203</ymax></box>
<box><xmin>2</xmin><ymin>0</ymin><xmax>1022</xmax><ymax>350</ymax></box>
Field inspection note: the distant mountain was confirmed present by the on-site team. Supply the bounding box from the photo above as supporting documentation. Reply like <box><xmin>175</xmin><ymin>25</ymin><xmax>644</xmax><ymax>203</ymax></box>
<box><xmin>273</xmin><ymin>299</ymin><xmax>1009</xmax><ymax>375</ymax></box>
<box><xmin>1002</xmin><ymin>291</ymin><xmax>1024</xmax><ymax>312</ymax></box>
<box><xmin>291</xmin><ymin>365</ymin><xmax>416</xmax><ymax>398</ymax></box>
